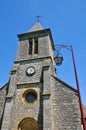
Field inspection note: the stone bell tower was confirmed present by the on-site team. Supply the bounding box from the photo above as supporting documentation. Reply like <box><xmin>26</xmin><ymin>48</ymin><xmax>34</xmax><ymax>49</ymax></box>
<box><xmin>1</xmin><ymin>22</ymin><xmax>55</xmax><ymax>130</ymax></box>
<box><xmin>0</xmin><ymin>22</ymin><xmax>82</xmax><ymax>130</ymax></box>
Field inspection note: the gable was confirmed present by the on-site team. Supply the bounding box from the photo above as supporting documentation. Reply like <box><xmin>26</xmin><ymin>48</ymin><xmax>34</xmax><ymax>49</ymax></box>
<box><xmin>51</xmin><ymin>75</ymin><xmax>77</xmax><ymax>94</ymax></box>
<box><xmin>50</xmin><ymin>75</ymin><xmax>81</xmax><ymax>129</ymax></box>
<box><xmin>0</xmin><ymin>83</ymin><xmax>9</xmax><ymax>129</ymax></box>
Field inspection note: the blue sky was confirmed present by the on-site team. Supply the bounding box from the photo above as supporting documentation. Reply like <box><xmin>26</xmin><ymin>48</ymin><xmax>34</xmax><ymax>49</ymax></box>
<box><xmin>0</xmin><ymin>0</ymin><xmax>86</xmax><ymax>106</ymax></box>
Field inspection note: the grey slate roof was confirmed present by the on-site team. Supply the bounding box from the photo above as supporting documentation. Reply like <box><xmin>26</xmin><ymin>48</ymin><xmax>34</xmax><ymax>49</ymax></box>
<box><xmin>29</xmin><ymin>22</ymin><xmax>44</xmax><ymax>32</ymax></box>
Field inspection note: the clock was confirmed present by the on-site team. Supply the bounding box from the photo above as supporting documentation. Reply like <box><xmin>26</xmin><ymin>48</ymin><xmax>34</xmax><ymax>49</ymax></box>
<box><xmin>26</xmin><ymin>66</ymin><xmax>35</xmax><ymax>76</ymax></box>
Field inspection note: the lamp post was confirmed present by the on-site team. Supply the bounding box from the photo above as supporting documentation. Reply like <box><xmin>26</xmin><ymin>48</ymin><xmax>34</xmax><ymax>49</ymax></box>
<box><xmin>54</xmin><ymin>44</ymin><xmax>86</xmax><ymax>130</ymax></box>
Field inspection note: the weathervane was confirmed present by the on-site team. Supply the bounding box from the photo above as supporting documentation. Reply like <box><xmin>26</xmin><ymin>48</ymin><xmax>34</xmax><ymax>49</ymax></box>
<box><xmin>36</xmin><ymin>16</ymin><xmax>41</xmax><ymax>22</ymax></box>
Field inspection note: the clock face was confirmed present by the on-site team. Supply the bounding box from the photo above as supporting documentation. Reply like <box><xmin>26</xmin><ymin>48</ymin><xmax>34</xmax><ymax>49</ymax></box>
<box><xmin>26</xmin><ymin>66</ymin><xmax>35</xmax><ymax>75</ymax></box>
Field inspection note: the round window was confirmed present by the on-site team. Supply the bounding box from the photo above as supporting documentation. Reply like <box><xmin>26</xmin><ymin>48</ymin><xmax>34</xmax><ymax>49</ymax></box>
<box><xmin>22</xmin><ymin>89</ymin><xmax>38</xmax><ymax>105</ymax></box>
<box><xmin>25</xmin><ymin>92</ymin><xmax>37</xmax><ymax>103</ymax></box>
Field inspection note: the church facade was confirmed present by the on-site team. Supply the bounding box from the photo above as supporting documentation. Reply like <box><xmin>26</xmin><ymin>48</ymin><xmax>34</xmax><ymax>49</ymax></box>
<box><xmin>0</xmin><ymin>22</ymin><xmax>83</xmax><ymax>130</ymax></box>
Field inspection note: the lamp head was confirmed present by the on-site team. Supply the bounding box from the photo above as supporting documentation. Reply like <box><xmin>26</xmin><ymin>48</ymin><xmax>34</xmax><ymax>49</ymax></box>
<box><xmin>54</xmin><ymin>53</ymin><xmax>63</xmax><ymax>66</ymax></box>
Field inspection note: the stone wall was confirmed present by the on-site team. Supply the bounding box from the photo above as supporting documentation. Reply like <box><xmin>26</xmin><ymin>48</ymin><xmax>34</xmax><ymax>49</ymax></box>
<box><xmin>9</xmin><ymin>83</ymin><xmax>42</xmax><ymax>130</ymax></box>
<box><xmin>0</xmin><ymin>84</ymin><xmax>8</xmax><ymax>129</ymax></box>
<box><xmin>51</xmin><ymin>76</ymin><xmax>82</xmax><ymax>130</ymax></box>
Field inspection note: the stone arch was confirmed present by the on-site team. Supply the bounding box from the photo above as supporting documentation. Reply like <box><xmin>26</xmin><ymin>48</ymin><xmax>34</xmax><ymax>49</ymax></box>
<box><xmin>18</xmin><ymin>117</ymin><xmax>39</xmax><ymax>130</ymax></box>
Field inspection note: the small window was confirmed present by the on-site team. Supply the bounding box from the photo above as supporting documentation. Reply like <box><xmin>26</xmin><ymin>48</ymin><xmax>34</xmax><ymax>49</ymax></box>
<box><xmin>34</xmin><ymin>38</ymin><xmax>38</xmax><ymax>54</ymax></box>
<box><xmin>29</xmin><ymin>39</ymin><xmax>32</xmax><ymax>55</ymax></box>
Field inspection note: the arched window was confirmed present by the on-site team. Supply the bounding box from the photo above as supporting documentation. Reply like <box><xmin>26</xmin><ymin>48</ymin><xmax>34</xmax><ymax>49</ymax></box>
<box><xmin>18</xmin><ymin>117</ymin><xmax>39</xmax><ymax>130</ymax></box>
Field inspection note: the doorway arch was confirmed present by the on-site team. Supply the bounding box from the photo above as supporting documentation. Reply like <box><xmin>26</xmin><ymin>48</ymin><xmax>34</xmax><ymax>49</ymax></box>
<box><xmin>18</xmin><ymin>117</ymin><xmax>39</xmax><ymax>130</ymax></box>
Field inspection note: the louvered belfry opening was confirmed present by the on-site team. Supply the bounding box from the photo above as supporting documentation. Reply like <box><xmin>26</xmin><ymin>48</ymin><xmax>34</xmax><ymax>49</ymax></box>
<box><xmin>28</xmin><ymin>38</ymin><xmax>38</xmax><ymax>55</ymax></box>
<box><xmin>34</xmin><ymin>38</ymin><xmax>38</xmax><ymax>54</ymax></box>
<box><xmin>28</xmin><ymin>39</ymin><xmax>32</xmax><ymax>55</ymax></box>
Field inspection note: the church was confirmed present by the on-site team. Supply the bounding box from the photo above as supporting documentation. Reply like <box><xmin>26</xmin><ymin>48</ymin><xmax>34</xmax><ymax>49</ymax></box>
<box><xmin>0</xmin><ymin>22</ymin><xmax>85</xmax><ymax>130</ymax></box>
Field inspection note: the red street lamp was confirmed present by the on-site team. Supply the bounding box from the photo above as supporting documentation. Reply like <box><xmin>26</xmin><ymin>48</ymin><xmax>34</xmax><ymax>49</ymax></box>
<box><xmin>54</xmin><ymin>44</ymin><xmax>86</xmax><ymax>130</ymax></box>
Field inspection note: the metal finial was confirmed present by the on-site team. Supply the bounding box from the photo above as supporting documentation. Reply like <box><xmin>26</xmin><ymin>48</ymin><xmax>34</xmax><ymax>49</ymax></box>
<box><xmin>36</xmin><ymin>16</ymin><xmax>41</xmax><ymax>22</ymax></box>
